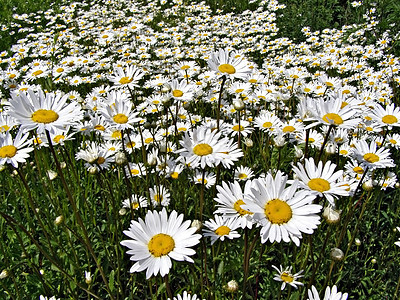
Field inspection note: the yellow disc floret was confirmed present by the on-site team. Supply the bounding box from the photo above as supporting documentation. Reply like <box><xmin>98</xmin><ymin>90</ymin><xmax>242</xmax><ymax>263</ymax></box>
<box><xmin>215</xmin><ymin>225</ymin><xmax>230</xmax><ymax>236</ymax></box>
<box><xmin>308</xmin><ymin>178</ymin><xmax>331</xmax><ymax>193</ymax></box>
<box><xmin>148</xmin><ymin>233</ymin><xmax>175</xmax><ymax>257</ymax></box>
<box><xmin>233</xmin><ymin>199</ymin><xmax>253</xmax><ymax>216</ymax></box>
<box><xmin>264</xmin><ymin>199</ymin><xmax>292</xmax><ymax>224</ymax></box>
<box><xmin>363</xmin><ymin>153</ymin><xmax>379</xmax><ymax>163</ymax></box>
<box><xmin>31</xmin><ymin>109</ymin><xmax>59</xmax><ymax>124</ymax></box>
<box><xmin>193</xmin><ymin>143</ymin><xmax>213</xmax><ymax>156</ymax></box>
<box><xmin>0</xmin><ymin>145</ymin><xmax>17</xmax><ymax>158</ymax></box>
<box><xmin>218</xmin><ymin>64</ymin><xmax>236</xmax><ymax>74</ymax></box>
<box><xmin>322</xmin><ymin>113</ymin><xmax>343</xmax><ymax>125</ymax></box>
<box><xmin>113</xmin><ymin>113</ymin><xmax>128</xmax><ymax>124</ymax></box>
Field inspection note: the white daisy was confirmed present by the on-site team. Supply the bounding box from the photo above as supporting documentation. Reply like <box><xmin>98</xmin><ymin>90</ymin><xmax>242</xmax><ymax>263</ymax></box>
<box><xmin>203</xmin><ymin>215</ymin><xmax>241</xmax><ymax>245</ymax></box>
<box><xmin>307</xmin><ymin>285</ymin><xmax>348</xmax><ymax>300</ymax></box>
<box><xmin>168</xmin><ymin>291</ymin><xmax>203</xmax><ymax>300</ymax></box>
<box><xmin>352</xmin><ymin>139</ymin><xmax>395</xmax><ymax>169</ymax></box>
<box><xmin>120</xmin><ymin>208</ymin><xmax>201</xmax><ymax>279</ymax></box>
<box><xmin>208</xmin><ymin>48</ymin><xmax>251</xmax><ymax>80</ymax></box>
<box><xmin>272</xmin><ymin>265</ymin><xmax>304</xmax><ymax>290</ymax></box>
<box><xmin>0</xmin><ymin>131</ymin><xmax>33</xmax><ymax>168</ymax></box>
<box><xmin>149</xmin><ymin>185</ymin><xmax>170</xmax><ymax>207</ymax></box>
<box><xmin>243</xmin><ymin>171</ymin><xmax>322</xmax><ymax>246</ymax></box>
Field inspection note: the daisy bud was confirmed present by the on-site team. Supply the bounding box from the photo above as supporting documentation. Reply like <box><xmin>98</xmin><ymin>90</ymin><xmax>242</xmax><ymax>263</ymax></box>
<box><xmin>119</xmin><ymin>208</ymin><xmax>127</xmax><ymax>216</ymax></box>
<box><xmin>355</xmin><ymin>238</ymin><xmax>361</xmax><ymax>246</ymax></box>
<box><xmin>294</xmin><ymin>146</ymin><xmax>303</xmax><ymax>158</ymax></box>
<box><xmin>191</xmin><ymin>219</ymin><xmax>202</xmax><ymax>232</ymax></box>
<box><xmin>88</xmin><ymin>166</ymin><xmax>98</xmax><ymax>175</ymax></box>
<box><xmin>325</xmin><ymin>142</ymin><xmax>336</xmax><ymax>155</ymax></box>
<box><xmin>322</xmin><ymin>206</ymin><xmax>341</xmax><ymax>224</ymax></box>
<box><xmin>371</xmin><ymin>258</ymin><xmax>377</xmax><ymax>264</ymax></box>
<box><xmin>40</xmin><ymin>269</ymin><xmax>45</xmax><ymax>275</ymax></box>
<box><xmin>0</xmin><ymin>270</ymin><xmax>9</xmax><ymax>279</ymax></box>
<box><xmin>233</xmin><ymin>99</ymin><xmax>245</xmax><ymax>111</ymax></box>
<box><xmin>47</xmin><ymin>170</ymin><xmax>58</xmax><ymax>181</ymax></box>
<box><xmin>225</xmin><ymin>280</ymin><xmax>239</xmax><ymax>293</ymax></box>
<box><xmin>395</xmin><ymin>182</ymin><xmax>400</xmax><ymax>188</ymax></box>
<box><xmin>244</xmin><ymin>137</ymin><xmax>253</xmax><ymax>147</ymax></box>
<box><xmin>0</xmin><ymin>165</ymin><xmax>6</xmax><ymax>172</ymax></box>
<box><xmin>12</xmin><ymin>169</ymin><xmax>18</xmax><ymax>176</ymax></box>
<box><xmin>60</xmin><ymin>162</ymin><xmax>67</xmax><ymax>169</ymax></box>
<box><xmin>85</xmin><ymin>271</ymin><xmax>92</xmax><ymax>284</ymax></box>
<box><xmin>331</xmin><ymin>247</ymin><xmax>344</xmax><ymax>261</ymax></box>
<box><xmin>161</xmin><ymin>83</ymin><xmax>171</xmax><ymax>93</ymax></box>
<box><xmin>54</xmin><ymin>215</ymin><xmax>64</xmax><ymax>225</ymax></box>
<box><xmin>362</xmin><ymin>179</ymin><xmax>375</xmax><ymax>191</ymax></box>
<box><xmin>115</xmin><ymin>151</ymin><xmax>127</xmax><ymax>166</ymax></box>
<box><xmin>274</xmin><ymin>135</ymin><xmax>286</xmax><ymax>148</ymax></box>
<box><xmin>148</xmin><ymin>154</ymin><xmax>157</xmax><ymax>166</ymax></box>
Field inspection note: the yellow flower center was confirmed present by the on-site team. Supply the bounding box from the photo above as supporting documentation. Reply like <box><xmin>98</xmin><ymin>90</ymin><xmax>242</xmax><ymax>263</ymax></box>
<box><xmin>282</xmin><ymin>125</ymin><xmax>295</xmax><ymax>133</ymax></box>
<box><xmin>172</xmin><ymin>90</ymin><xmax>183</xmax><ymax>97</ymax></box>
<box><xmin>280</xmin><ymin>272</ymin><xmax>294</xmax><ymax>283</ymax></box>
<box><xmin>264</xmin><ymin>199</ymin><xmax>292</xmax><ymax>224</ymax></box>
<box><xmin>53</xmin><ymin>135</ymin><xmax>65</xmax><ymax>143</ymax></box>
<box><xmin>0</xmin><ymin>125</ymin><xmax>10</xmax><ymax>132</ymax></box>
<box><xmin>97</xmin><ymin>157</ymin><xmax>105</xmax><ymax>164</ymax></box>
<box><xmin>263</xmin><ymin>121</ymin><xmax>273</xmax><ymax>128</ymax></box>
<box><xmin>339</xmin><ymin>149</ymin><xmax>348</xmax><ymax>155</ymax></box>
<box><xmin>145</xmin><ymin>137</ymin><xmax>153</xmax><ymax>144</ymax></box>
<box><xmin>193</xmin><ymin>143</ymin><xmax>213</xmax><ymax>156</ymax></box>
<box><xmin>154</xmin><ymin>194</ymin><xmax>163</xmax><ymax>203</ymax></box>
<box><xmin>363</xmin><ymin>153</ymin><xmax>379</xmax><ymax>163</ymax></box>
<box><xmin>382</xmin><ymin>115</ymin><xmax>397</xmax><ymax>124</ymax></box>
<box><xmin>148</xmin><ymin>233</ymin><xmax>175</xmax><ymax>257</ymax></box>
<box><xmin>113</xmin><ymin>113</ymin><xmax>128</xmax><ymax>124</ymax></box>
<box><xmin>119</xmin><ymin>76</ymin><xmax>133</xmax><ymax>84</ymax></box>
<box><xmin>353</xmin><ymin>166</ymin><xmax>364</xmax><ymax>174</ymax></box>
<box><xmin>308</xmin><ymin>178</ymin><xmax>331</xmax><ymax>193</ymax></box>
<box><xmin>126</xmin><ymin>141</ymin><xmax>136</xmax><ymax>148</ymax></box>
<box><xmin>215</xmin><ymin>225</ymin><xmax>230</xmax><ymax>236</ymax></box>
<box><xmin>389</xmin><ymin>139</ymin><xmax>397</xmax><ymax>144</ymax></box>
<box><xmin>322</xmin><ymin>113</ymin><xmax>343</xmax><ymax>125</ymax></box>
<box><xmin>94</xmin><ymin>124</ymin><xmax>105</xmax><ymax>131</ymax></box>
<box><xmin>31</xmin><ymin>109</ymin><xmax>59</xmax><ymax>124</ymax></box>
<box><xmin>171</xmin><ymin>172</ymin><xmax>179</xmax><ymax>179</ymax></box>
<box><xmin>32</xmin><ymin>70</ymin><xmax>44</xmax><ymax>76</ymax></box>
<box><xmin>232</xmin><ymin>125</ymin><xmax>244</xmax><ymax>131</ymax></box>
<box><xmin>130</xmin><ymin>169</ymin><xmax>140</xmax><ymax>175</ymax></box>
<box><xmin>218</xmin><ymin>64</ymin><xmax>236</xmax><ymax>74</ymax></box>
<box><xmin>111</xmin><ymin>130</ymin><xmax>122</xmax><ymax>139</ymax></box>
<box><xmin>238</xmin><ymin>173</ymin><xmax>247</xmax><ymax>180</ymax></box>
<box><xmin>56</xmin><ymin>68</ymin><xmax>64</xmax><ymax>73</ymax></box>
<box><xmin>233</xmin><ymin>199</ymin><xmax>253</xmax><ymax>216</ymax></box>
<box><xmin>131</xmin><ymin>202</ymin><xmax>139</xmax><ymax>209</ymax></box>
<box><xmin>0</xmin><ymin>145</ymin><xmax>17</xmax><ymax>158</ymax></box>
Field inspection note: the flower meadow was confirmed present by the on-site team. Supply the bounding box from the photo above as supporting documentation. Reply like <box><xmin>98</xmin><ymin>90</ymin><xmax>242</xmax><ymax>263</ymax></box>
<box><xmin>0</xmin><ymin>0</ymin><xmax>400</xmax><ymax>299</ymax></box>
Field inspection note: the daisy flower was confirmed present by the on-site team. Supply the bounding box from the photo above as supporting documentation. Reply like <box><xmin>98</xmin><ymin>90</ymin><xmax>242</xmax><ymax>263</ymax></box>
<box><xmin>234</xmin><ymin>165</ymin><xmax>254</xmax><ymax>181</ymax></box>
<box><xmin>7</xmin><ymin>89</ymin><xmax>83</xmax><ymax>134</ymax></box>
<box><xmin>169</xmin><ymin>79</ymin><xmax>195</xmax><ymax>102</ymax></box>
<box><xmin>122</xmin><ymin>194</ymin><xmax>148</xmax><ymax>210</ymax></box>
<box><xmin>214</xmin><ymin>180</ymin><xmax>254</xmax><ymax>229</ymax></box>
<box><xmin>120</xmin><ymin>208</ymin><xmax>201</xmax><ymax>279</ymax></box>
<box><xmin>395</xmin><ymin>227</ymin><xmax>400</xmax><ymax>248</ymax></box>
<box><xmin>370</xmin><ymin>103</ymin><xmax>400</xmax><ymax>129</ymax></box>
<box><xmin>193</xmin><ymin>171</ymin><xmax>216</xmax><ymax>189</ymax></box>
<box><xmin>307</xmin><ymin>285</ymin><xmax>348</xmax><ymax>300</ymax></box>
<box><xmin>272</xmin><ymin>265</ymin><xmax>304</xmax><ymax>290</ymax></box>
<box><xmin>352</xmin><ymin>139</ymin><xmax>395</xmax><ymax>169</ymax></box>
<box><xmin>292</xmin><ymin>158</ymin><xmax>350</xmax><ymax>207</ymax></box>
<box><xmin>208</xmin><ymin>48</ymin><xmax>251</xmax><ymax>80</ymax></box>
<box><xmin>168</xmin><ymin>291</ymin><xmax>203</xmax><ymax>300</ymax></box>
<box><xmin>108</xmin><ymin>65</ymin><xmax>145</xmax><ymax>89</ymax></box>
<box><xmin>0</xmin><ymin>131</ymin><xmax>33</xmax><ymax>168</ymax></box>
<box><xmin>177</xmin><ymin>126</ymin><xmax>242</xmax><ymax>169</ymax></box>
<box><xmin>149</xmin><ymin>185</ymin><xmax>170</xmax><ymax>207</ymax></box>
<box><xmin>203</xmin><ymin>215</ymin><xmax>241</xmax><ymax>245</ymax></box>
<box><xmin>243</xmin><ymin>171</ymin><xmax>322</xmax><ymax>246</ymax></box>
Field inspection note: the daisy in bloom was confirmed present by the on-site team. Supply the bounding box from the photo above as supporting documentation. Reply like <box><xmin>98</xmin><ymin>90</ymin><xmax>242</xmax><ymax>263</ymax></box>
<box><xmin>7</xmin><ymin>89</ymin><xmax>83</xmax><ymax>134</ymax></box>
<box><xmin>222</xmin><ymin>120</ymin><xmax>253</xmax><ymax>137</ymax></box>
<box><xmin>176</xmin><ymin>126</ymin><xmax>242</xmax><ymax>169</ymax></box>
<box><xmin>75</xmin><ymin>141</ymin><xmax>114</xmax><ymax>171</ymax></box>
<box><xmin>0</xmin><ymin>131</ymin><xmax>33</xmax><ymax>168</ymax></box>
<box><xmin>370</xmin><ymin>103</ymin><xmax>400</xmax><ymax>129</ymax></box>
<box><xmin>203</xmin><ymin>215</ymin><xmax>241</xmax><ymax>245</ymax></box>
<box><xmin>193</xmin><ymin>170</ymin><xmax>216</xmax><ymax>189</ymax></box>
<box><xmin>234</xmin><ymin>165</ymin><xmax>254</xmax><ymax>181</ymax></box>
<box><xmin>169</xmin><ymin>79</ymin><xmax>194</xmax><ymax>102</ymax></box>
<box><xmin>168</xmin><ymin>291</ymin><xmax>203</xmax><ymax>300</ymax></box>
<box><xmin>214</xmin><ymin>180</ymin><xmax>254</xmax><ymax>229</ymax></box>
<box><xmin>149</xmin><ymin>185</ymin><xmax>170</xmax><ymax>207</ymax></box>
<box><xmin>108</xmin><ymin>65</ymin><xmax>145</xmax><ymax>89</ymax></box>
<box><xmin>307</xmin><ymin>285</ymin><xmax>348</xmax><ymax>300</ymax></box>
<box><xmin>395</xmin><ymin>227</ymin><xmax>400</xmax><ymax>248</ymax></box>
<box><xmin>100</xmin><ymin>91</ymin><xmax>141</xmax><ymax>130</ymax></box>
<box><xmin>292</xmin><ymin>158</ymin><xmax>350</xmax><ymax>207</ymax></box>
<box><xmin>243</xmin><ymin>171</ymin><xmax>322</xmax><ymax>246</ymax></box>
<box><xmin>122</xmin><ymin>194</ymin><xmax>148</xmax><ymax>210</ymax></box>
<box><xmin>120</xmin><ymin>208</ymin><xmax>201</xmax><ymax>279</ymax></box>
<box><xmin>208</xmin><ymin>48</ymin><xmax>251</xmax><ymax>80</ymax></box>
<box><xmin>272</xmin><ymin>265</ymin><xmax>304</xmax><ymax>290</ymax></box>
<box><xmin>352</xmin><ymin>139</ymin><xmax>395</xmax><ymax>169</ymax></box>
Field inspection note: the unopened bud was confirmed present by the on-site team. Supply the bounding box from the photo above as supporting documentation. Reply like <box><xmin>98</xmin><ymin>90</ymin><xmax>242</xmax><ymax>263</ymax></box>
<box><xmin>88</xmin><ymin>166</ymin><xmax>98</xmax><ymax>174</ymax></box>
<box><xmin>0</xmin><ymin>270</ymin><xmax>9</xmax><ymax>279</ymax></box>
<box><xmin>148</xmin><ymin>155</ymin><xmax>157</xmax><ymax>166</ymax></box>
<box><xmin>362</xmin><ymin>179</ymin><xmax>375</xmax><ymax>191</ymax></box>
<box><xmin>371</xmin><ymin>258</ymin><xmax>377</xmax><ymax>264</ymax></box>
<box><xmin>274</xmin><ymin>135</ymin><xmax>286</xmax><ymax>148</ymax></box>
<box><xmin>161</xmin><ymin>83</ymin><xmax>171</xmax><ymax>93</ymax></box>
<box><xmin>355</xmin><ymin>238</ymin><xmax>361</xmax><ymax>246</ymax></box>
<box><xmin>325</xmin><ymin>142</ymin><xmax>336</xmax><ymax>155</ymax></box>
<box><xmin>331</xmin><ymin>247</ymin><xmax>344</xmax><ymax>261</ymax></box>
<box><xmin>85</xmin><ymin>271</ymin><xmax>92</xmax><ymax>284</ymax></box>
<box><xmin>225</xmin><ymin>280</ymin><xmax>239</xmax><ymax>293</ymax></box>
<box><xmin>47</xmin><ymin>169</ymin><xmax>58</xmax><ymax>181</ymax></box>
<box><xmin>323</xmin><ymin>206</ymin><xmax>341</xmax><ymax>224</ymax></box>
<box><xmin>115</xmin><ymin>151</ymin><xmax>127</xmax><ymax>166</ymax></box>
<box><xmin>294</xmin><ymin>145</ymin><xmax>303</xmax><ymax>158</ymax></box>
<box><xmin>55</xmin><ymin>215</ymin><xmax>64</xmax><ymax>225</ymax></box>
<box><xmin>244</xmin><ymin>137</ymin><xmax>253</xmax><ymax>147</ymax></box>
<box><xmin>191</xmin><ymin>219</ymin><xmax>202</xmax><ymax>232</ymax></box>
<box><xmin>60</xmin><ymin>161</ymin><xmax>67</xmax><ymax>169</ymax></box>
<box><xmin>119</xmin><ymin>208</ymin><xmax>127</xmax><ymax>216</ymax></box>
<box><xmin>0</xmin><ymin>165</ymin><xmax>6</xmax><ymax>172</ymax></box>
<box><xmin>233</xmin><ymin>99</ymin><xmax>245</xmax><ymax>111</ymax></box>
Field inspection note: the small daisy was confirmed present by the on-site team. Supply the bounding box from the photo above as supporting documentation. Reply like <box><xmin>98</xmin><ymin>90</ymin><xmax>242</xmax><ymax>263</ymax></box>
<box><xmin>371</xmin><ymin>103</ymin><xmax>400</xmax><ymax>129</ymax></box>
<box><xmin>122</xmin><ymin>194</ymin><xmax>148</xmax><ymax>210</ymax></box>
<box><xmin>168</xmin><ymin>290</ymin><xmax>203</xmax><ymax>300</ymax></box>
<box><xmin>307</xmin><ymin>285</ymin><xmax>348</xmax><ymax>300</ymax></box>
<box><xmin>293</xmin><ymin>158</ymin><xmax>350</xmax><ymax>207</ymax></box>
<box><xmin>120</xmin><ymin>208</ymin><xmax>201</xmax><ymax>279</ymax></box>
<box><xmin>243</xmin><ymin>171</ymin><xmax>322</xmax><ymax>246</ymax></box>
<box><xmin>108</xmin><ymin>65</ymin><xmax>145</xmax><ymax>89</ymax></box>
<box><xmin>208</xmin><ymin>48</ymin><xmax>251</xmax><ymax>80</ymax></box>
<box><xmin>203</xmin><ymin>215</ymin><xmax>241</xmax><ymax>245</ymax></box>
<box><xmin>193</xmin><ymin>171</ymin><xmax>216</xmax><ymax>189</ymax></box>
<box><xmin>149</xmin><ymin>185</ymin><xmax>170</xmax><ymax>207</ymax></box>
<box><xmin>0</xmin><ymin>131</ymin><xmax>33</xmax><ymax>168</ymax></box>
<box><xmin>352</xmin><ymin>139</ymin><xmax>395</xmax><ymax>169</ymax></box>
<box><xmin>234</xmin><ymin>165</ymin><xmax>254</xmax><ymax>181</ymax></box>
<box><xmin>272</xmin><ymin>265</ymin><xmax>304</xmax><ymax>290</ymax></box>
